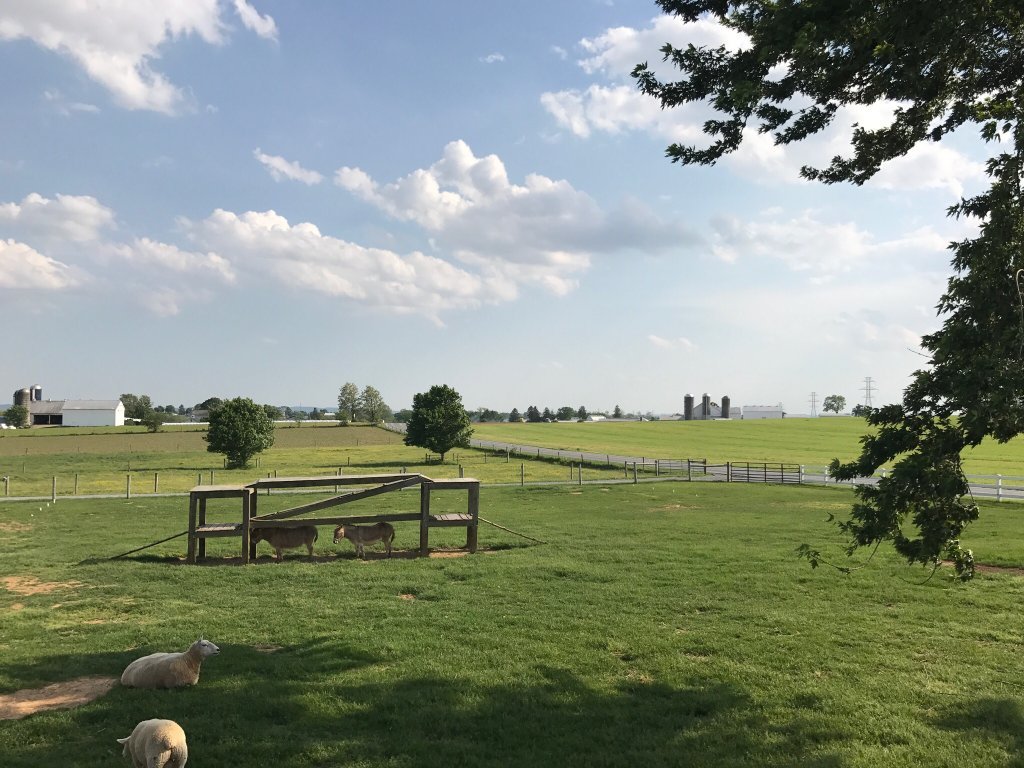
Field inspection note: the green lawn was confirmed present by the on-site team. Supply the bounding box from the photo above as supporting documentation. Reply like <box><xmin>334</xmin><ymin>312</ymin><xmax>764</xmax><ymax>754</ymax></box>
<box><xmin>2</xmin><ymin>482</ymin><xmax>1023</xmax><ymax>766</ymax></box>
<box><xmin>471</xmin><ymin>418</ymin><xmax>1024</xmax><ymax>476</ymax></box>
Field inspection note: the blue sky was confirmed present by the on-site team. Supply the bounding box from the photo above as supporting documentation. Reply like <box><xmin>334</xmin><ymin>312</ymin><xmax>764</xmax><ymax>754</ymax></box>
<box><xmin>0</xmin><ymin>1</ymin><xmax>986</xmax><ymax>415</ymax></box>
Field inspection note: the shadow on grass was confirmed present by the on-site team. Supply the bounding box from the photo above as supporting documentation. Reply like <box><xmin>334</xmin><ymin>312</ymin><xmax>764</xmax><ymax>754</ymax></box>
<box><xmin>933</xmin><ymin>695</ymin><xmax>1024</xmax><ymax>763</ymax></box>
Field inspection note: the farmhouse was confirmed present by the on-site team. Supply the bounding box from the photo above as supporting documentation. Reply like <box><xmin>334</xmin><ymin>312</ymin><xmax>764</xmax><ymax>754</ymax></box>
<box><xmin>10</xmin><ymin>385</ymin><xmax>125</xmax><ymax>427</ymax></box>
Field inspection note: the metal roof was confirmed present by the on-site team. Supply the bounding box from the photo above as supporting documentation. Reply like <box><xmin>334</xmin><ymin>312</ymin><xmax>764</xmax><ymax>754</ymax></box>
<box><xmin>61</xmin><ymin>400</ymin><xmax>122</xmax><ymax>410</ymax></box>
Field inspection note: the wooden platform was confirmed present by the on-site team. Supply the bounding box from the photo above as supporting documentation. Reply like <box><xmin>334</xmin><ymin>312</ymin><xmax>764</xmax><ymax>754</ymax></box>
<box><xmin>185</xmin><ymin>473</ymin><xmax>479</xmax><ymax>564</ymax></box>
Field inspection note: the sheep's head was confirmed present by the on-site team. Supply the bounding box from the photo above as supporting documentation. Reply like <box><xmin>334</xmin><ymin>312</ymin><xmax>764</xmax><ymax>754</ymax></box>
<box><xmin>250</xmin><ymin>528</ymin><xmax>268</xmax><ymax>544</ymax></box>
<box><xmin>192</xmin><ymin>638</ymin><xmax>220</xmax><ymax>657</ymax></box>
<box><xmin>333</xmin><ymin>526</ymin><xmax>345</xmax><ymax>544</ymax></box>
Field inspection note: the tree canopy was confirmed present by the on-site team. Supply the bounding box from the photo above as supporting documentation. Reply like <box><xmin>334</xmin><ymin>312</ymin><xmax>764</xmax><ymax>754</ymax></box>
<box><xmin>204</xmin><ymin>397</ymin><xmax>275</xmax><ymax>469</ymax></box>
<box><xmin>822</xmin><ymin>395</ymin><xmax>846</xmax><ymax>414</ymax></box>
<box><xmin>403</xmin><ymin>385</ymin><xmax>473</xmax><ymax>463</ymax></box>
<box><xmin>338</xmin><ymin>382</ymin><xmax>359</xmax><ymax>421</ymax></box>
<box><xmin>634</xmin><ymin>1</ymin><xmax>1024</xmax><ymax>579</ymax></box>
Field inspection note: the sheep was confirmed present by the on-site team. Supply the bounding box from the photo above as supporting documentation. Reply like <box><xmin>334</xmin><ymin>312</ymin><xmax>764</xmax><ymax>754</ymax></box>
<box><xmin>117</xmin><ymin>719</ymin><xmax>188</xmax><ymax>768</ymax></box>
<box><xmin>120</xmin><ymin>638</ymin><xmax>220</xmax><ymax>689</ymax></box>
<box><xmin>334</xmin><ymin>521</ymin><xmax>395</xmax><ymax>559</ymax></box>
<box><xmin>250</xmin><ymin>524</ymin><xmax>318</xmax><ymax>561</ymax></box>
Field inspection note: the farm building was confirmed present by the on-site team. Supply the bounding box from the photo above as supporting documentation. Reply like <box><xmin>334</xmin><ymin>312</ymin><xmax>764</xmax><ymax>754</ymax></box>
<box><xmin>11</xmin><ymin>385</ymin><xmax>125</xmax><ymax>427</ymax></box>
<box><xmin>682</xmin><ymin>393</ymin><xmax>737</xmax><ymax>420</ymax></box>
<box><xmin>742</xmin><ymin>405</ymin><xmax>786</xmax><ymax>419</ymax></box>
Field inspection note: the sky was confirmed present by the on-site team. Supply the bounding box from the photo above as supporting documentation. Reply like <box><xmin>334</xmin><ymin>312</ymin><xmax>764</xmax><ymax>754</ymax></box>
<box><xmin>0</xmin><ymin>1</ymin><xmax>989</xmax><ymax>416</ymax></box>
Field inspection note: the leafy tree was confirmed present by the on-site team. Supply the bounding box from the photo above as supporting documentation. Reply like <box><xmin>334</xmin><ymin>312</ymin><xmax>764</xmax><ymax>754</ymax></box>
<box><xmin>263</xmin><ymin>404</ymin><xmax>282</xmax><ymax>420</ymax></box>
<box><xmin>293</xmin><ymin>410</ymin><xmax>308</xmax><ymax>425</ymax></box>
<box><xmin>310</xmin><ymin>407</ymin><xmax>322</xmax><ymax>420</ymax></box>
<box><xmin>393</xmin><ymin>408</ymin><xmax>414</xmax><ymax>423</ymax></box>
<box><xmin>120</xmin><ymin>393</ymin><xmax>153</xmax><ymax>420</ymax></box>
<box><xmin>509</xmin><ymin>407</ymin><xmax>523</xmax><ymax>423</ymax></box>
<box><xmin>204</xmin><ymin>397</ymin><xmax>275</xmax><ymax>468</ymax></box>
<box><xmin>822</xmin><ymin>395</ymin><xmax>847</xmax><ymax>414</ymax></box>
<box><xmin>359</xmin><ymin>385</ymin><xmax>390</xmax><ymax>423</ymax></box>
<box><xmin>576</xmin><ymin>406</ymin><xmax>588</xmax><ymax>421</ymax></box>
<box><xmin>404</xmin><ymin>384</ymin><xmax>473</xmax><ymax>462</ymax></box>
<box><xmin>194</xmin><ymin>397</ymin><xmax>223</xmax><ymax>412</ymax></box>
<box><xmin>282</xmin><ymin>406</ymin><xmax>294</xmax><ymax>419</ymax></box>
<box><xmin>177</xmin><ymin>404</ymin><xmax>186</xmax><ymax>416</ymax></box>
<box><xmin>338</xmin><ymin>382</ymin><xmax>360</xmax><ymax>422</ymax></box>
<box><xmin>852</xmin><ymin>404</ymin><xmax>873</xmax><ymax>418</ymax></box>
<box><xmin>542</xmin><ymin>407</ymin><xmax>554</xmax><ymax>422</ymax></box>
<box><xmin>475</xmin><ymin>407</ymin><xmax>501</xmax><ymax>422</ymax></box>
<box><xmin>613</xmin><ymin>404</ymin><xmax>623</xmax><ymax>419</ymax></box>
<box><xmin>633</xmin><ymin>1</ymin><xmax>1024</xmax><ymax>579</ymax></box>
<box><xmin>141</xmin><ymin>410</ymin><xmax>163</xmax><ymax>433</ymax></box>
<box><xmin>525</xmin><ymin>405</ymin><xmax>543</xmax><ymax>423</ymax></box>
<box><xmin>3</xmin><ymin>405</ymin><xmax>28</xmax><ymax>428</ymax></box>
<box><xmin>556</xmin><ymin>406</ymin><xmax>576</xmax><ymax>421</ymax></box>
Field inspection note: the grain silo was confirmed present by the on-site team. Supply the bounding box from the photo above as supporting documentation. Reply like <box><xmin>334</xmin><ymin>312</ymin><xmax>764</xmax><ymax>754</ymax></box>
<box><xmin>721</xmin><ymin>395</ymin><xmax>731</xmax><ymax>419</ymax></box>
<box><xmin>683</xmin><ymin>394</ymin><xmax>694</xmax><ymax>421</ymax></box>
<box><xmin>701</xmin><ymin>393</ymin><xmax>711</xmax><ymax>420</ymax></box>
<box><xmin>31</xmin><ymin>385</ymin><xmax>42</xmax><ymax>401</ymax></box>
<box><xmin>13</xmin><ymin>388</ymin><xmax>31</xmax><ymax>408</ymax></box>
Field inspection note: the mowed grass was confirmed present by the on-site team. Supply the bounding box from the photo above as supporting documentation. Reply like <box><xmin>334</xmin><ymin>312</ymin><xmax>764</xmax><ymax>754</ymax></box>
<box><xmin>471</xmin><ymin>418</ymin><xmax>1024</xmax><ymax>476</ymax></box>
<box><xmin>0</xmin><ymin>424</ymin><xmax>624</xmax><ymax>497</ymax></box>
<box><xmin>2</xmin><ymin>482</ymin><xmax>1024</xmax><ymax>767</ymax></box>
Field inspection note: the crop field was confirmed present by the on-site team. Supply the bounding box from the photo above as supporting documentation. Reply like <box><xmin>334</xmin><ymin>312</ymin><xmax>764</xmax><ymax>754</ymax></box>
<box><xmin>471</xmin><ymin>418</ymin><xmax>1024</xmax><ymax>476</ymax></box>
<box><xmin>2</xmin><ymin>481</ymin><xmax>1024</xmax><ymax>767</ymax></box>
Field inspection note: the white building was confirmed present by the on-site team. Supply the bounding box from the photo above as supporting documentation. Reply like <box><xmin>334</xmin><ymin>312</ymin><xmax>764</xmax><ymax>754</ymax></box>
<box><xmin>742</xmin><ymin>405</ymin><xmax>785</xmax><ymax>419</ymax></box>
<box><xmin>61</xmin><ymin>400</ymin><xmax>125</xmax><ymax>427</ymax></box>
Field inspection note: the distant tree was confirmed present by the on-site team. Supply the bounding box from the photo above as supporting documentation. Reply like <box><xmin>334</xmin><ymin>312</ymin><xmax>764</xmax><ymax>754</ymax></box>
<box><xmin>120</xmin><ymin>393</ymin><xmax>153</xmax><ymax>420</ymax></box>
<box><xmin>576</xmin><ymin>406</ymin><xmax>588</xmax><ymax>421</ymax></box>
<box><xmin>822</xmin><ymin>395</ymin><xmax>847</xmax><ymax>414</ymax></box>
<box><xmin>542</xmin><ymin>407</ymin><xmax>554</xmax><ymax>422</ymax></box>
<box><xmin>509</xmin><ymin>408</ymin><xmax>523</xmax><ymax>423</ymax></box>
<box><xmin>359</xmin><ymin>385</ymin><xmax>390</xmax><ymax>423</ymax></box>
<box><xmin>194</xmin><ymin>397</ymin><xmax>223</xmax><ymax>413</ymax></box>
<box><xmin>282</xmin><ymin>406</ymin><xmax>294</xmax><ymax>419</ymax></box>
<box><xmin>310</xmin><ymin>407</ymin><xmax>322</xmax><ymax>420</ymax></box>
<box><xmin>556</xmin><ymin>406</ymin><xmax>576</xmax><ymax>421</ymax></box>
<box><xmin>477</xmin><ymin>408</ymin><xmax>501</xmax><ymax>422</ymax></box>
<box><xmin>338</xmin><ymin>382</ymin><xmax>360</xmax><ymax>422</ymax></box>
<box><xmin>852</xmin><ymin>404</ymin><xmax>873</xmax><ymax>418</ymax></box>
<box><xmin>141</xmin><ymin>410</ymin><xmax>163</xmax><ymax>433</ymax></box>
<box><xmin>204</xmin><ymin>397</ymin><xmax>275</xmax><ymax>468</ymax></box>
<box><xmin>404</xmin><ymin>384</ymin><xmax>473</xmax><ymax>463</ymax></box>
<box><xmin>293</xmin><ymin>410</ymin><xmax>308</xmax><ymax>425</ymax></box>
<box><xmin>263</xmin><ymin>404</ymin><xmax>282</xmax><ymax>420</ymax></box>
<box><xmin>393</xmin><ymin>408</ymin><xmax>414</xmax><ymax>423</ymax></box>
<box><xmin>526</xmin><ymin>405</ymin><xmax>542</xmax><ymax>423</ymax></box>
<box><xmin>613</xmin><ymin>405</ymin><xmax>623</xmax><ymax>419</ymax></box>
<box><xmin>177</xmin><ymin>404</ymin><xmax>186</xmax><ymax>416</ymax></box>
<box><xmin>3</xmin><ymin>405</ymin><xmax>28</xmax><ymax>428</ymax></box>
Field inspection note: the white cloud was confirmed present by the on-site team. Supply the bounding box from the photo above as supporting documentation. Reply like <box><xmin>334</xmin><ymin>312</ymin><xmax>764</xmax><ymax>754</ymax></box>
<box><xmin>111</xmin><ymin>238</ymin><xmax>236</xmax><ymax>283</ymax></box>
<box><xmin>648</xmin><ymin>335</ymin><xmax>696</xmax><ymax>351</ymax></box>
<box><xmin>0</xmin><ymin>1</ymin><xmax>271</xmax><ymax>114</ymax></box>
<box><xmin>550</xmin><ymin>45</ymin><xmax>568</xmax><ymax>60</ymax></box>
<box><xmin>254</xmin><ymin>149</ymin><xmax>324</xmax><ymax>185</ymax></box>
<box><xmin>544</xmin><ymin>16</ymin><xmax>986</xmax><ymax>193</ymax></box>
<box><xmin>233</xmin><ymin>0</ymin><xmax>277</xmax><ymax>41</ymax></box>
<box><xmin>335</xmin><ymin>140</ymin><xmax>696</xmax><ymax>296</ymax></box>
<box><xmin>480</xmin><ymin>52</ymin><xmax>505</xmax><ymax>64</ymax></box>
<box><xmin>43</xmin><ymin>89</ymin><xmax>99</xmax><ymax>116</ymax></box>
<box><xmin>0</xmin><ymin>239</ymin><xmax>80</xmax><ymax>290</ymax></box>
<box><xmin>0</xmin><ymin>192</ymin><xmax>114</xmax><ymax>242</ymax></box>
<box><xmin>183</xmin><ymin>208</ymin><xmax>511</xmax><ymax>322</ymax></box>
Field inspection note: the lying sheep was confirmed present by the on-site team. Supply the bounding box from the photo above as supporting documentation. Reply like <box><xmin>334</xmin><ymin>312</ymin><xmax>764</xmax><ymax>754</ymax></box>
<box><xmin>250</xmin><ymin>524</ymin><xmax>318</xmax><ymax>561</ymax></box>
<box><xmin>121</xmin><ymin>638</ymin><xmax>220</xmax><ymax>689</ymax></box>
<box><xmin>334</xmin><ymin>521</ymin><xmax>395</xmax><ymax>559</ymax></box>
<box><xmin>118</xmin><ymin>719</ymin><xmax>188</xmax><ymax>768</ymax></box>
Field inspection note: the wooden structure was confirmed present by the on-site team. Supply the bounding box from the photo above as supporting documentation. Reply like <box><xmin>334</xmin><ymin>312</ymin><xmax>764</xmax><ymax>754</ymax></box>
<box><xmin>186</xmin><ymin>473</ymin><xmax>479</xmax><ymax>564</ymax></box>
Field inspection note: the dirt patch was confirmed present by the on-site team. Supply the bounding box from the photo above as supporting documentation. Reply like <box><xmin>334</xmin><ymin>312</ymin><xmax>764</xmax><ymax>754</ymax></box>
<box><xmin>651</xmin><ymin>504</ymin><xmax>699</xmax><ymax>511</ymax></box>
<box><xmin>429</xmin><ymin>551</ymin><xmax>469</xmax><ymax>559</ymax></box>
<box><xmin>252</xmin><ymin>644</ymin><xmax>282</xmax><ymax>653</ymax></box>
<box><xmin>9</xmin><ymin>603</ymin><xmax>24</xmax><ymax>612</ymax></box>
<box><xmin>942</xmin><ymin>560</ymin><xmax>1024</xmax><ymax>577</ymax></box>
<box><xmin>398</xmin><ymin>593</ymin><xmax>416</xmax><ymax>600</ymax></box>
<box><xmin>0</xmin><ymin>521</ymin><xmax>32</xmax><ymax>533</ymax></box>
<box><xmin>0</xmin><ymin>676</ymin><xmax>117</xmax><ymax>720</ymax></box>
<box><xmin>2</xmin><ymin>576</ymin><xmax>82</xmax><ymax>596</ymax></box>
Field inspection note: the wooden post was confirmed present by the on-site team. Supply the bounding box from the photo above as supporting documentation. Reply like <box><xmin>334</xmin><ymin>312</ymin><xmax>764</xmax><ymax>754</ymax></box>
<box><xmin>187</xmin><ymin>493</ymin><xmax>198</xmax><ymax>564</ymax></box>
<box><xmin>211</xmin><ymin>470</ymin><xmax>215</xmax><ymax>484</ymax></box>
<box><xmin>687</xmin><ymin>460</ymin><xmax>692</xmax><ymax>482</ymax></box>
<box><xmin>197</xmin><ymin>472</ymin><xmax>202</xmax><ymax>487</ymax></box>
<box><xmin>52</xmin><ymin>476</ymin><xmax>57</xmax><ymax>503</ymax></box>
<box><xmin>154</xmin><ymin>472</ymin><xmax>159</xmax><ymax>494</ymax></box>
<box><xmin>467</xmin><ymin>482</ymin><xmax>479</xmax><ymax>553</ymax></box>
<box><xmin>419</xmin><ymin>483</ymin><xmax>431</xmax><ymax>556</ymax></box>
<box><xmin>997</xmin><ymin>474</ymin><xmax>1003</xmax><ymax>502</ymax></box>
<box><xmin>126</xmin><ymin>474</ymin><xmax>132</xmax><ymax>499</ymax></box>
<box><xmin>633</xmin><ymin>462</ymin><xmax>638</xmax><ymax>484</ymax></box>
<box><xmin>459</xmin><ymin>464</ymin><xmax>464</xmax><ymax>478</ymax></box>
<box><xmin>3</xmin><ymin>475</ymin><xmax>8</xmax><ymax>496</ymax></box>
<box><xmin>799</xmin><ymin>465</ymin><xmax>805</xmax><ymax>484</ymax></box>
<box><xmin>249</xmin><ymin>489</ymin><xmax>259</xmax><ymax>561</ymax></box>
<box><xmin>74</xmin><ymin>473</ymin><xmax>79</xmax><ymax>495</ymax></box>
<box><xmin>198</xmin><ymin>497</ymin><xmax>207</xmax><ymax>560</ymax></box>
<box><xmin>655</xmin><ymin>460</ymin><xmax>660</xmax><ymax>477</ymax></box>
<box><xmin>578</xmin><ymin>464</ymin><xmax>583</xmax><ymax>486</ymax></box>
<box><xmin>241</xmin><ymin>489</ymin><xmax>251</xmax><ymax>563</ymax></box>
<box><xmin>726</xmin><ymin>462</ymin><xmax>731</xmax><ymax>482</ymax></box>
<box><xmin>520</xmin><ymin>463</ymin><xmax>525</xmax><ymax>487</ymax></box>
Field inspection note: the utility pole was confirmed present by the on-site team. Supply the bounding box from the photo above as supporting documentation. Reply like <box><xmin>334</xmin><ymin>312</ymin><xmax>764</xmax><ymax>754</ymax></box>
<box><xmin>861</xmin><ymin>376</ymin><xmax>875</xmax><ymax>408</ymax></box>
<box><xmin>809</xmin><ymin>391</ymin><xmax>818</xmax><ymax>417</ymax></box>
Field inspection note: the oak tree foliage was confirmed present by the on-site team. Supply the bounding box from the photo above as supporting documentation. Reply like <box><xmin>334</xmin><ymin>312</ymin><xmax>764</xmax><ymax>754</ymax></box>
<box><xmin>204</xmin><ymin>396</ymin><xmax>275</xmax><ymax>469</ymax></box>
<box><xmin>403</xmin><ymin>385</ymin><xmax>473</xmax><ymax>463</ymax></box>
<box><xmin>634</xmin><ymin>0</ymin><xmax>1024</xmax><ymax>578</ymax></box>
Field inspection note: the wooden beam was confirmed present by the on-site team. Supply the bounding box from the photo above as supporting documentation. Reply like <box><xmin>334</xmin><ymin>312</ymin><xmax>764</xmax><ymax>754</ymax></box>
<box><xmin>248</xmin><ymin>512</ymin><xmax>421</xmax><ymax>528</ymax></box>
<box><xmin>186</xmin><ymin>493</ymin><xmax>198</xmax><ymax>564</ymax></box>
<box><xmin>248</xmin><ymin>473</ymin><xmax>423</xmax><ymax>490</ymax></box>
<box><xmin>419</xmin><ymin>483</ymin><xmax>430</xmax><ymax>556</ymax></box>
<box><xmin>252</xmin><ymin>475</ymin><xmax>424</xmax><ymax>521</ymax></box>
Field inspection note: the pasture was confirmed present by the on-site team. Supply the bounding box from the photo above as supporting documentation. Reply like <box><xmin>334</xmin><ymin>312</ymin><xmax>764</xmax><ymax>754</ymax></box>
<box><xmin>471</xmin><ymin>418</ymin><xmax>1024</xmax><ymax>476</ymax></box>
<box><xmin>2</xmin><ymin>481</ymin><xmax>1024</xmax><ymax>767</ymax></box>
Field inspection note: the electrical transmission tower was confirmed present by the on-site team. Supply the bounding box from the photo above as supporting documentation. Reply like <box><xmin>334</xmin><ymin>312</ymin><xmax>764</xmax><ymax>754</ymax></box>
<box><xmin>861</xmin><ymin>376</ymin><xmax>875</xmax><ymax>408</ymax></box>
<box><xmin>809</xmin><ymin>391</ymin><xmax>818</xmax><ymax>417</ymax></box>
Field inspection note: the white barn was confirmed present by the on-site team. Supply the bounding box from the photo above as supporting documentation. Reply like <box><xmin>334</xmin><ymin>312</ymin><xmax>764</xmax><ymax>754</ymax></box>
<box><xmin>61</xmin><ymin>400</ymin><xmax>125</xmax><ymax>427</ymax></box>
<box><xmin>742</xmin><ymin>405</ymin><xmax>785</xmax><ymax>419</ymax></box>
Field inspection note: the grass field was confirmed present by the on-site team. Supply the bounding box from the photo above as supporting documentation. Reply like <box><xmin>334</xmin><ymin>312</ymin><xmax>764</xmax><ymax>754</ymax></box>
<box><xmin>2</xmin><ymin>481</ymin><xmax>1024</xmax><ymax>766</ymax></box>
<box><xmin>471</xmin><ymin>418</ymin><xmax>1024</xmax><ymax>476</ymax></box>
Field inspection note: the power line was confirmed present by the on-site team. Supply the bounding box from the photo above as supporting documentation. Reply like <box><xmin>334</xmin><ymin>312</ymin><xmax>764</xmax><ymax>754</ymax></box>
<box><xmin>809</xmin><ymin>391</ymin><xmax>818</xmax><ymax>417</ymax></box>
<box><xmin>861</xmin><ymin>376</ymin><xmax>875</xmax><ymax>408</ymax></box>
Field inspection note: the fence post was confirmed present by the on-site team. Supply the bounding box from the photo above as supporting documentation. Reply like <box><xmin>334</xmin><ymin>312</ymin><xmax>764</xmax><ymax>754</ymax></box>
<box><xmin>569</xmin><ymin>464</ymin><xmax>574</xmax><ymax>481</ymax></box>
<box><xmin>506</xmin><ymin>450</ymin><xmax>510</xmax><ymax>463</ymax></box>
<box><xmin>633</xmin><ymin>462</ymin><xmax>638</xmax><ymax>485</ymax></box>
<box><xmin>997</xmin><ymin>474</ymin><xmax>1003</xmax><ymax>502</ymax></box>
<box><xmin>726</xmin><ymin>462</ymin><xmax>731</xmax><ymax>482</ymax></box>
<box><xmin>655</xmin><ymin>459</ymin><xmax>660</xmax><ymax>477</ymax></box>
<box><xmin>154</xmin><ymin>472</ymin><xmax>159</xmax><ymax>494</ymax></box>
<box><xmin>687</xmin><ymin>460</ymin><xmax>692</xmax><ymax>482</ymax></box>
<box><xmin>197</xmin><ymin>472</ymin><xmax>202</xmax><ymax>487</ymax></box>
<box><xmin>126</xmin><ymin>474</ymin><xmax>132</xmax><ymax>499</ymax></box>
<box><xmin>459</xmin><ymin>464</ymin><xmax>464</xmax><ymax>479</ymax></box>
<box><xmin>3</xmin><ymin>475</ymin><xmax>8</xmax><ymax>496</ymax></box>
<box><xmin>52</xmin><ymin>476</ymin><xmax>57</xmax><ymax>503</ymax></box>
<box><xmin>74</xmin><ymin>472</ymin><xmax>79</xmax><ymax>495</ymax></box>
<box><xmin>799</xmin><ymin>465</ymin><xmax>805</xmax><ymax>484</ymax></box>
<box><xmin>578</xmin><ymin>464</ymin><xmax>583</xmax><ymax>486</ymax></box>
<box><xmin>211</xmin><ymin>470</ymin><xmax>215</xmax><ymax>484</ymax></box>
<box><xmin>521</xmin><ymin>463</ymin><xmax>525</xmax><ymax>487</ymax></box>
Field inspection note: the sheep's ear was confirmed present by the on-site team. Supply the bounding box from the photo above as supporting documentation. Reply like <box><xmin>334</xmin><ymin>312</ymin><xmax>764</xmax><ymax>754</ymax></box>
<box><xmin>117</xmin><ymin>737</ymin><xmax>128</xmax><ymax>744</ymax></box>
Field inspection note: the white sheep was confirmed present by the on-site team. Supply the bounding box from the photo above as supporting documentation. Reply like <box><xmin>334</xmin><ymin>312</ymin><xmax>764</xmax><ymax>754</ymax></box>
<box><xmin>117</xmin><ymin>718</ymin><xmax>188</xmax><ymax>768</ymax></box>
<box><xmin>120</xmin><ymin>638</ymin><xmax>220</xmax><ymax>689</ymax></box>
